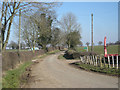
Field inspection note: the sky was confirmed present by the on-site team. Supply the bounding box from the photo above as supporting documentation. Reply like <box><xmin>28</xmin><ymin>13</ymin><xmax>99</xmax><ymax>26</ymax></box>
<box><xmin>56</xmin><ymin>2</ymin><xmax>118</xmax><ymax>46</ymax></box>
<box><xmin>118</xmin><ymin>2</ymin><xmax>120</xmax><ymax>40</ymax></box>
<box><xmin>9</xmin><ymin>2</ymin><xmax>118</xmax><ymax>46</ymax></box>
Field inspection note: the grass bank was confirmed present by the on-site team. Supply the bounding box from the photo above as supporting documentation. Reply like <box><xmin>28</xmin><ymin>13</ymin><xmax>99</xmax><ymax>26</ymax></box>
<box><xmin>58</xmin><ymin>54</ymin><xmax>66</xmax><ymax>60</ymax></box>
<box><xmin>33</xmin><ymin>50</ymin><xmax>60</xmax><ymax>59</ymax></box>
<box><xmin>2</xmin><ymin>61</ymin><xmax>32</xmax><ymax>88</ymax></box>
<box><xmin>58</xmin><ymin>54</ymin><xmax>120</xmax><ymax>76</ymax></box>
<box><xmin>2</xmin><ymin>49</ymin><xmax>60</xmax><ymax>88</ymax></box>
<box><xmin>73</xmin><ymin>62</ymin><xmax>119</xmax><ymax>76</ymax></box>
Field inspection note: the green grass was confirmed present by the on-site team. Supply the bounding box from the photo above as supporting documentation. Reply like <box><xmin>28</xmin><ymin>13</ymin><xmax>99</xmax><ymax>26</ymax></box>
<box><xmin>58</xmin><ymin>54</ymin><xmax>120</xmax><ymax>76</ymax></box>
<box><xmin>2</xmin><ymin>61</ymin><xmax>32</xmax><ymax>88</ymax></box>
<box><xmin>33</xmin><ymin>50</ymin><xmax>60</xmax><ymax>59</ymax></box>
<box><xmin>2</xmin><ymin>49</ymin><xmax>60</xmax><ymax>88</ymax></box>
<box><xmin>74</xmin><ymin>62</ymin><xmax>119</xmax><ymax>76</ymax></box>
<box><xmin>75</xmin><ymin>46</ymin><xmax>86</xmax><ymax>52</ymax></box>
<box><xmin>76</xmin><ymin>45</ymin><xmax>119</xmax><ymax>55</ymax></box>
<box><xmin>47</xmin><ymin>50</ymin><xmax>60</xmax><ymax>54</ymax></box>
<box><xmin>58</xmin><ymin>54</ymin><xmax>66</xmax><ymax>60</ymax></box>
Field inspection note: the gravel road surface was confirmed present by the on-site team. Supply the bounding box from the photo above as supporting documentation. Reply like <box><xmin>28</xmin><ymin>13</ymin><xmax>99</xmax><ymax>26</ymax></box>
<box><xmin>24</xmin><ymin>52</ymin><xmax>118</xmax><ymax>88</ymax></box>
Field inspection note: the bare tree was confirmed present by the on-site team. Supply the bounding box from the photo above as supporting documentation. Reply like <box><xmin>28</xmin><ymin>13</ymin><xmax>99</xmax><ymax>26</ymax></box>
<box><xmin>59</xmin><ymin>13</ymin><xmax>81</xmax><ymax>49</ymax></box>
<box><xmin>0</xmin><ymin>1</ymin><xmax>60</xmax><ymax>51</ymax></box>
<box><xmin>20</xmin><ymin>42</ymin><xmax>26</xmax><ymax>49</ymax></box>
<box><xmin>8</xmin><ymin>41</ymin><xmax>18</xmax><ymax>49</ymax></box>
<box><xmin>20</xmin><ymin>11</ymin><xmax>57</xmax><ymax>52</ymax></box>
<box><xmin>21</xmin><ymin>16</ymin><xmax>38</xmax><ymax>52</ymax></box>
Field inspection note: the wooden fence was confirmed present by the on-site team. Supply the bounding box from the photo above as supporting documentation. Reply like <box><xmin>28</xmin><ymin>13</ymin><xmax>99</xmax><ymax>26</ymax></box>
<box><xmin>80</xmin><ymin>55</ymin><xmax>119</xmax><ymax>69</ymax></box>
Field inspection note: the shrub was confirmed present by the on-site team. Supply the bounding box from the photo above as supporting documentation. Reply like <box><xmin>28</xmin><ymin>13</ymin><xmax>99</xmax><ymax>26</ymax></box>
<box><xmin>65</xmin><ymin>50</ymin><xmax>98</xmax><ymax>59</ymax></box>
<box><xmin>72</xmin><ymin>52</ymin><xmax>80</xmax><ymax>59</ymax></box>
<box><xmin>64</xmin><ymin>50</ymin><xmax>75</xmax><ymax>59</ymax></box>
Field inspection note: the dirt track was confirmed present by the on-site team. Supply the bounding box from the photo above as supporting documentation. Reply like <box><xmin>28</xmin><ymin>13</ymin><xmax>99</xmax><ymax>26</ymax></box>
<box><xmin>24</xmin><ymin>52</ymin><xmax>118</xmax><ymax>88</ymax></box>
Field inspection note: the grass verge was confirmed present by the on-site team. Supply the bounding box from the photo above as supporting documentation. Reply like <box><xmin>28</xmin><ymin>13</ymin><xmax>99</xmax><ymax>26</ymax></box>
<box><xmin>2</xmin><ymin>49</ymin><xmax>60</xmax><ymax>88</ymax></box>
<box><xmin>73</xmin><ymin>62</ymin><xmax>120</xmax><ymax>76</ymax></box>
<box><xmin>58</xmin><ymin>54</ymin><xmax>120</xmax><ymax>76</ymax></box>
<box><xmin>58</xmin><ymin>54</ymin><xmax>65</xmax><ymax>59</ymax></box>
<box><xmin>34</xmin><ymin>50</ymin><xmax>60</xmax><ymax>59</ymax></box>
<box><xmin>47</xmin><ymin>50</ymin><xmax>60</xmax><ymax>54</ymax></box>
<box><xmin>2</xmin><ymin>61</ymin><xmax>32</xmax><ymax>88</ymax></box>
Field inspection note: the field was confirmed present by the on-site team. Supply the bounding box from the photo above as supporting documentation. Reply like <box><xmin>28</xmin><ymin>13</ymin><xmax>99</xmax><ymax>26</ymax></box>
<box><xmin>76</xmin><ymin>45</ymin><xmax>119</xmax><ymax>55</ymax></box>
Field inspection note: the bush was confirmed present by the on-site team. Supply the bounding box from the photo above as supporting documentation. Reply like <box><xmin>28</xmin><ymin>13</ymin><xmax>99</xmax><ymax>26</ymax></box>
<box><xmin>65</xmin><ymin>50</ymin><xmax>98</xmax><ymax>59</ymax></box>
<box><xmin>66</xmin><ymin>50</ymin><xmax>75</xmax><ymax>55</ymax></box>
<box><xmin>72</xmin><ymin>52</ymin><xmax>80</xmax><ymax>59</ymax></box>
<box><xmin>64</xmin><ymin>50</ymin><xmax>75</xmax><ymax>59</ymax></box>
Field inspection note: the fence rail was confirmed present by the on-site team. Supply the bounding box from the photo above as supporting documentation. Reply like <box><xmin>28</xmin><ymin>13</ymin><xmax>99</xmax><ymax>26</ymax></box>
<box><xmin>80</xmin><ymin>55</ymin><xmax>119</xmax><ymax>69</ymax></box>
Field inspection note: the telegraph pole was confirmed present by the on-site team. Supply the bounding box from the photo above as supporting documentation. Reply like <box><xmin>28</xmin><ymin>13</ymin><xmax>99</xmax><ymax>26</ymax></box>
<box><xmin>18</xmin><ymin>9</ymin><xmax>21</xmax><ymax>51</ymax></box>
<box><xmin>91</xmin><ymin>13</ymin><xmax>93</xmax><ymax>53</ymax></box>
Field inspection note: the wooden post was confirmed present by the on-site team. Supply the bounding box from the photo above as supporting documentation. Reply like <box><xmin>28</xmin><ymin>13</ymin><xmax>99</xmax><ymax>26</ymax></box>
<box><xmin>86</xmin><ymin>56</ymin><xmax>88</xmax><ymax>64</ymax></box>
<box><xmin>80</xmin><ymin>56</ymin><xmax>81</xmax><ymax>62</ymax></box>
<box><xmin>84</xmin><ymin>56</ymin><xmax>85</xmax><ymax>64</ymax></box>
<box><xmin>97</xmin><ymin>56</ymin><xmax>99</xmax><ymax>66</ymax></box>
<box><xmin>100</xmin><ymin>56</ymin><xmax>102</xmax><ymax>67</ymax></box>
<box><xmin>84</xmin><ymin>56</ymin><xmax>86</xmax><ymax>64</ymax></box>
<box><xmin>87</xmin><ymin>56</ymin><xmax>89</xmax><ymax>64</ymax></box>
<box><xmin>95</xmin><ymin>56</ymin><xmax>97</xmax><ymax>66</ymax></box>
<box><xmin>88</xmin><ymin>56</ymin><xmax>90</xmax><ymax>64</ymax></box>
<box><xmin>91</xmin><ymin>56</ymin><xmax>92</xmax><ymax>64</ymax></box>
<box><xmin>112</xmin><ymin>55</ymin><xmax>115</xmax><ymax>68</ymax></box>
<box><xmin>85</xmin><ymin>56</ymin><xmax>87</xmax><ymax>64</ymax></box>
<box><xmin>103</xmin><ymin>57</ymin><xmax>106</xmax><ymax>68</ymax></box>
<box><xmin>18</xmin><ymin>9</ymin><xmax>21</xmax><ymax>51</ymax></box>
<box><xmin>83</xmin><ymin>56</ymin><xmax>85</xmax><ymax>64</ymax></box>
<box><xmin>93</xmin><ymin>55</ymin><xmax>95</xmax><ymax>66</ymax></box>
<box><xmin>116</xmin><ymin>55</ymin><xmax>118</xmax><ymax>69</ymax></box>
<box><xmin>108</xmin><ymin>56</ymin><xmax>111</xmax><ymax>68</ymax></box>
<box><xmin>91</xmin><ymin>13</ymin><xmax>93</xmax><ymax>53</ymax></box>
<box><xmin>90</xmin><ymin>56</ymin><xmax>92</xmax><ymax>65</ymax></box>
<box><xmin>81</xmin><ymin>57</ymin><xmax>83</xmax><ymax>63</ymax></box>
<box><xmin>89</xmin><ymin>56</ymin><xmax>91</xmax><ymax>64</ymax></box>
<box><xmin>92</xmin><ymin>55</ymin><xmax>94</xmax><ymax>65</ymax></box>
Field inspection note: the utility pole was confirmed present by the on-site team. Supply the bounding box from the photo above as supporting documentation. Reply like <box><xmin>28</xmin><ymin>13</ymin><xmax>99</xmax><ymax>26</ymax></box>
<box><xmin>91</xmin><ymin>13</ymin><xmax>93</xmax><ymax>53</ymax></box>
<box><xmin>18</xmin><ymin>9</ymin><xmax>21</xmax><ymax>51</ymax></box>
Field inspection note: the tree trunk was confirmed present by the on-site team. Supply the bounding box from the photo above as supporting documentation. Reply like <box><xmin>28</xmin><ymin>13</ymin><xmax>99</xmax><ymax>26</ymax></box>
<box><xmin>2</xmin><ymin>15</ymin><xmax>14</xmax><ymax>50</ymax></box>
<box><xmin>2</xmin><ymin>2</ymin><xmax>16</xmax><ymax>51</ymax></box>
<box><xmin>33</xmin><ymin>30</ymin><xmax>35</xmax><ymax>53</ymax></box>
<box><xmin>33</xmin><ymin>45</ymin><xmax>35</xmax><ymax>53</ymax></box>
